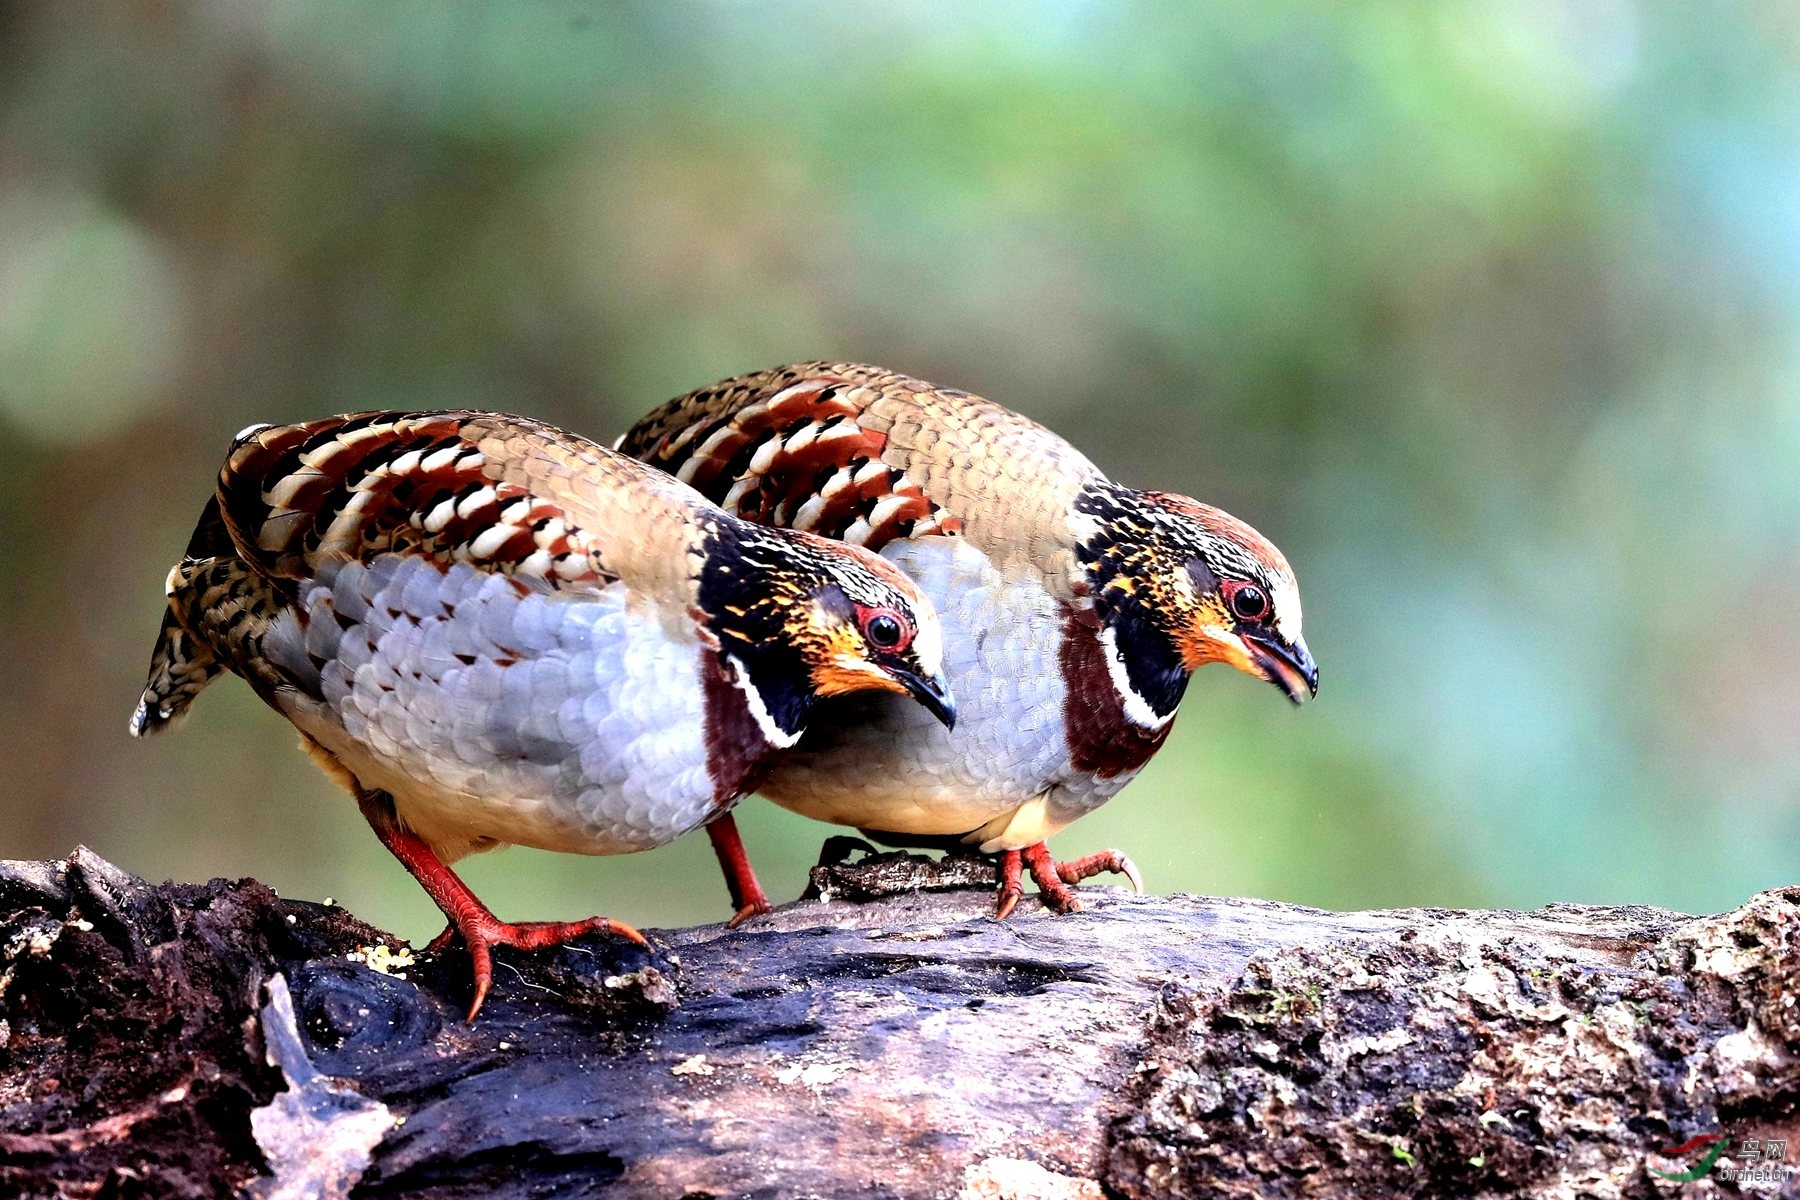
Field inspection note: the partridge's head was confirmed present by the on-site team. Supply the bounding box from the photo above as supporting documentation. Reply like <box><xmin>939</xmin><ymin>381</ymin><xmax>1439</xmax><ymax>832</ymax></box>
<box><xmin>699</xmin><ymin>520</ymin><xmax>954</xmax><ymax>742</ymax></box>
<box><xmin>1080</xmin><ymin>487</ymin><xmax>1317</xmax><ymax>723</ymax></box>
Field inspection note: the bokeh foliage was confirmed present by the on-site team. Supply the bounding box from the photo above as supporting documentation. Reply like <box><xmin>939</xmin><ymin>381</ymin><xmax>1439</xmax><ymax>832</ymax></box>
<box><xmin>2</xmin><ymin>2</ymin><xmax>1795</xmax><ymax>938</ymax></box>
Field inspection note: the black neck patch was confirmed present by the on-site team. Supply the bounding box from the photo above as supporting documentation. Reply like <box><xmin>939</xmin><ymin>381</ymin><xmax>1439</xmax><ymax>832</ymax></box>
<box><xmin>694</xmin><ymin>517</ymin><xmax>834</xmax><ymax>741</ymax></box>
<box><xmin>1073</xmin><ymin>482</ymin><xmax>1194</xmax><ymax>722</ymax></box>
<box><xmin>1109</xmin><ymin>604</ymin><xmax>1191</xmax><ymax>721</ymax></box>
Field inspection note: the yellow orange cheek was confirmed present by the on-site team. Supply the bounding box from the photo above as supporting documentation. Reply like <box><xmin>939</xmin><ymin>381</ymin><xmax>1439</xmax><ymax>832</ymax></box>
<box><xmin>1174</xmin><ymin>598</ymin><xmax>1250</xmax><ymax>673</ymax></box>
<box><xmin>1216</xmin><ymin>639</ymin><xmax>1260</xmax><ymax>678</ymax></box>
<box><xmin>812</xmin><ymin>659</ymin><xmax>906</xmax><ymax>698</ymax></box>
<box><xmin>807</xmin><ymin>623</ymin><xmax>898</xmax><ymax>697</ymax></box>
<box><xmin>1177</xmin><ymin>628</ymin><xmax>1258</xmax><ymax>675</ymax></box>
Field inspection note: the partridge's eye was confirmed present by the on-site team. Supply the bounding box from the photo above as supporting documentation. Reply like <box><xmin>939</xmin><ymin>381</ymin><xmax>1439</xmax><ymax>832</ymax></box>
<box><xmin>1228</xmin><ymin>583</ymin><xmax>1269</xmax><ymax>622</ymax></box>
<box><xmin>866</xmin><ymin>613</ymin><xmax>903</xmax><ymax>649</ymax></box>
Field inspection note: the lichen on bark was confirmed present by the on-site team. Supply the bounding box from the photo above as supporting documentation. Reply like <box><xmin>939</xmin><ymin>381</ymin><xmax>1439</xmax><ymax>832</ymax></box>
<box><xmin>1108</xmin><ymin>890</ymin><xmax>1800</xmax><ymax>1199</ymax></box>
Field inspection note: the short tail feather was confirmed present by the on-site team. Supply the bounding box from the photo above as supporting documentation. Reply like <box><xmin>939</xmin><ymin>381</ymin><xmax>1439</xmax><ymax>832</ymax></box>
<box><xmin>129</xmin><ymin>605</ymin><xmax>223</xmax><ymax>736</ymax></box>
<box><xmin>130</xmin><ymin>495</ymin><xmax>238</xmax><ymax>737</ymax></box>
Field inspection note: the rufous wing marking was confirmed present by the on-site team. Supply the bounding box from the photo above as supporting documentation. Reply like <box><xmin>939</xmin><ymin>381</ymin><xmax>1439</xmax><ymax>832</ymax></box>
<box><xmin>216</xmin><ymin>413</ymin><xmax>618</xmax><ymax>591</ymax></box>
<box><xmin>632</xmin><ymin>380</ymin><xmax>962</xmax><ymax>554</ymax></box>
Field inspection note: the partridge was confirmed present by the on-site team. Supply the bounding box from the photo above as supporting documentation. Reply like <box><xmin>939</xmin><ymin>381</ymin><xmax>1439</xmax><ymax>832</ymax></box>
<box><xmin>131</xmin><ymin>410</ymin><xmax>953</xmax><ymax>1018</ymax></box>
<box><xmin>620</xmin><ymin>363</ymin><xmax>1316</xmax><ymax>917</ymax></box>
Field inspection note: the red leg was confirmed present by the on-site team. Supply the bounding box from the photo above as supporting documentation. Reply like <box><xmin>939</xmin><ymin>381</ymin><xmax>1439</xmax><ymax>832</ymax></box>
<box><xmin>356</xmin><ymin>793</ymin><xmax>646</xmax><ymax>1023</ymax></box>
<box><xmin>707</xmin><ymin>814</ymin><xmax>773</xmax><ymax>928</ymax></box>
<box><xmin>994</xmin><ymin>849</ymin><xmax>1025</xmax><ymax>919</ymax></box>
<box><xmin>1021</xmin><ymin>842</ymin><xmax>1081</xmax><ymax>913</ymax></box>
<box><xmin>991</xmin><ymin>842</ymin><xmax>1144</xmax><ymax>918</ymax></box>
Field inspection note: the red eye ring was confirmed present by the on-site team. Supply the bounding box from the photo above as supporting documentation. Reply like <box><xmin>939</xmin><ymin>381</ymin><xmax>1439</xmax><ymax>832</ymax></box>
<box><xmin>1223</xmin><ymin>580</ymin><xmax>1270</xmax><ymax>622</ymax></box>
<box><xmin>855</xmin><ymin>605</ymin><xmax>912</xmax><ymax>651</ymax></box>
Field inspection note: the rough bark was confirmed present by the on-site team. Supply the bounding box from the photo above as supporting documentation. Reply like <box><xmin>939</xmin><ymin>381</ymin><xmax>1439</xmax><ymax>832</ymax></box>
<box><xmin>1</xmin><ymin>846</ymin><xmax>1795</xmax><ymax>1200</ymax></box>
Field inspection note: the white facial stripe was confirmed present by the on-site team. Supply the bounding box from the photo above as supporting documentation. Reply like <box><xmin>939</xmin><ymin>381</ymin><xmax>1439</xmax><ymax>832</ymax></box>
<box><xmin>908</xmin><ymin>608</ymin><xmax>945</xmax><ymax>680</ymax></box>
<box><xmin>732</xmin><ymin>658</ymin><xmax>800</xmax><ymax>749</ymax></box>
<box><xmin>1100</xmin><ymin>625</ymin><xmax>1174</xmax><ymax>731</ymax></box>
<box><xmin>1270</xmin><ymin>576</ymin><xmax>1303</xmax><ymax>643</ymax></box>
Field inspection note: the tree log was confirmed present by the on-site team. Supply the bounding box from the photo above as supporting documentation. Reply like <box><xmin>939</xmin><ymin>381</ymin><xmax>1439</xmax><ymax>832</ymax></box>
<box><xmin>1</xmin><ymin>846</ymin><xmax>1795</xmax><ymax>1199</ymax></box>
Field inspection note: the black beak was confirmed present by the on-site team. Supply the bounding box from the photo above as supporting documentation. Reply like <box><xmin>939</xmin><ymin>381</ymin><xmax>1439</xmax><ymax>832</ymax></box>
<box><xmin>1245</xmin><ymin>633</ymin><xmax>1318</xmax><ymax>706</ymax></box>
<box><xmin>894</xmin><ymin>669</ymin><xmax>957</xmax><ymax>730</ymax></box>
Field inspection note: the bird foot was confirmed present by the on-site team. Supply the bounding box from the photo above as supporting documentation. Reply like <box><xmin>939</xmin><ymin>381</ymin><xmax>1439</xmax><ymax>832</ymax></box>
<box><xmin>726</xmin><ymin>897</ymin><xmax>773</xmax><ymax>929</ymax></box>
<box><xmin>432</xmin><ymin>912</ymin><xmax>648</xmax><ymax>1023</ymax></box>
<box><xmin>357</xmin><ymin>792</ymin><xmax>648</xmax><ymax>1022</ymax></box>
<box><xmin>994</xmin><ymin>842</ymin><xmax>1143</xmax><ymax>919</ymax></box>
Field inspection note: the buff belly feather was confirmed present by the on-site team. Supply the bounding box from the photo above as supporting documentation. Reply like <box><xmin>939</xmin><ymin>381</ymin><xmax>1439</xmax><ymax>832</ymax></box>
<box><xmin>759</xmin><ymin>535</ymin><xmax>1117</xmax><ymax>844</ymax></box>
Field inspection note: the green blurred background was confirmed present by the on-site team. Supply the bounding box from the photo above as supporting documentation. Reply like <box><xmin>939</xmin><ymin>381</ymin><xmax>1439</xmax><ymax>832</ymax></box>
<box><xmin>3</xmin><ymin>2</ymin><xmax>1796</xmax><ymax>940</ymax></box>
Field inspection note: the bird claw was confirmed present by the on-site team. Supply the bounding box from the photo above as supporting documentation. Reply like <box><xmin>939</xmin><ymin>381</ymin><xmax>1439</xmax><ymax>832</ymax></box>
<box><xmin>444</xmin><ymin>913</ymin><xmax>648</xmax><ymax>1023</ymax></box>
<box><xmin>726</xmin><ymin>898</ymin><xmax>773</xmax><ymax>929</ymax></box>
<box><xmin>994</xmin><ymin>883</ymin><xmax>1023</xmax><ymax>921</ymax></box>
<box><xmin>991</xmin><ymin>843</ymin><xmax>1141</xmax><ymax>918</ymax></box>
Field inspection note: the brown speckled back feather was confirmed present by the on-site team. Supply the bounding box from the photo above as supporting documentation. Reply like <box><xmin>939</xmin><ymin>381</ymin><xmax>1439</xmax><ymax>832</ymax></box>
<box><xmin>220</xmin><ymin>411</ymin><xmax>707</xmax><ymax>597</ymax></box>
<box><xmin>619</xmin><ymin>363</ymin><xmax>1102</xmax><ymax>592</ymax></box>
